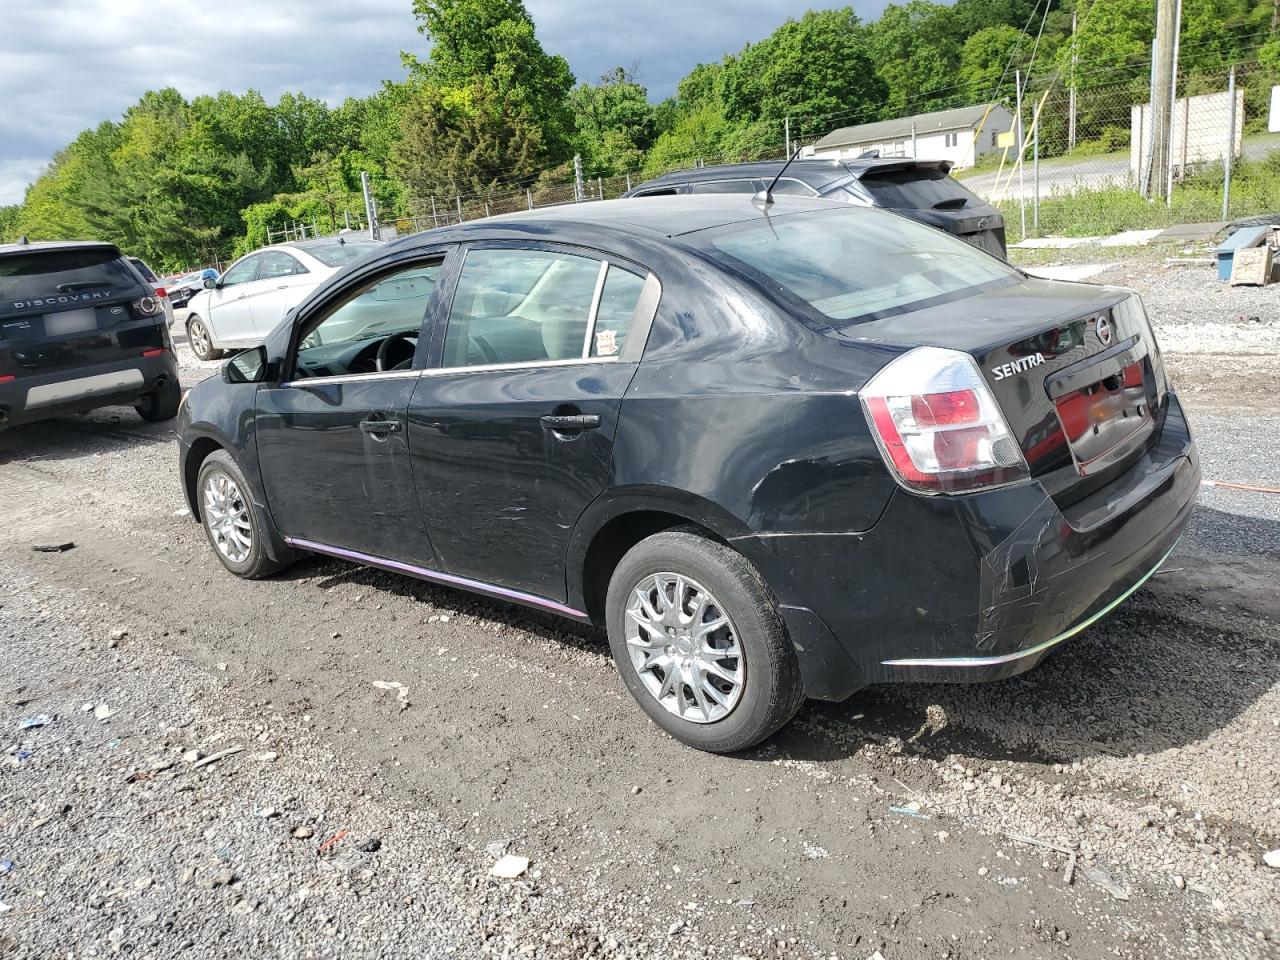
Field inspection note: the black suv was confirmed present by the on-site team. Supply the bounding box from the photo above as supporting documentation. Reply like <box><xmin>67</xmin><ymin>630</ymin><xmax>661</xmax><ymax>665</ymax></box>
<box><xmin>178</xmin><ymin>196</ymin><xmax>1195</xmax><ymax>753</ymax></box>
<box><xmin>0</xmin><ymin>240</ymin><xmax>181</xmax><ymax>431</ymax></box>
<box><xmin>626</xmin><ymin>158</ymin><xmax>1007</xmax><ymax>257</ymax></box>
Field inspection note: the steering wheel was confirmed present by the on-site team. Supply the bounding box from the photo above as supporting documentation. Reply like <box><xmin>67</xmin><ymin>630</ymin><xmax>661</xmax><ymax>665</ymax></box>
<box><xmin>376</xmin><ymin>331</ymin><xmax>418</xmax><ymax>372</ymax></box>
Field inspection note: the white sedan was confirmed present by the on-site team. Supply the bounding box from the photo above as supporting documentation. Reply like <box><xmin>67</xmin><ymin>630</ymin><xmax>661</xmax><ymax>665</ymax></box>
<box><xmin>183</xmin><ymin>237</ymin><xmax>383</xmax><ymax>360</ymax></box>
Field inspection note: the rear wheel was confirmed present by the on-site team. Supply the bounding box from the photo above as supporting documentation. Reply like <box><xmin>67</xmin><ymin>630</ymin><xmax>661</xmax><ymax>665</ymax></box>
<box><xmin>135</xmin><ymin>376</ymin><xmax>182</xmax><ymax>422</ymax></box>
<box><xmin>196</xmin><ymin>450</ymin><xmax>285</xmax><ymax>579</ymax></box>
<box><xmin>187</xmin><ymin>315</ymin><xmax>218</xmax><ymax>361</ymax></box>
<box><xmin>605</xmin><ymin>529</ymin><xmax>804</xmax><ymax>753</ymax></box>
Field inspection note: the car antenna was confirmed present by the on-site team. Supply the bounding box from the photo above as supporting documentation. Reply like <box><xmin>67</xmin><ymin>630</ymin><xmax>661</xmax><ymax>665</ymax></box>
<box><xmin>754</xmin><ymin>145</ymin><xmax>804</xmax><ymax>207</ymax></box>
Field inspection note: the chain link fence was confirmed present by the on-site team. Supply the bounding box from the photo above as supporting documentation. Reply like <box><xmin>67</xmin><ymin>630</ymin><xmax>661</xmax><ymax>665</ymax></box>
<box><xmin>254</xmin><ymin>56</ymin><xmax>1279</xmax><ymax>249</ymax></box>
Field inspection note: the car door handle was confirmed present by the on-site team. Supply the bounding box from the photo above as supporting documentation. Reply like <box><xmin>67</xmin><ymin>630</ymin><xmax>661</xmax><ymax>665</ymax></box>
<box><xmin>360</xmin><ymin>419</ymin><xmax>402</xmax><ymax>436</ymax></box>
<box><xmin>540</xmin><ymin>414</ymin><xmax>601</xmax><ymax>431</ymax></box>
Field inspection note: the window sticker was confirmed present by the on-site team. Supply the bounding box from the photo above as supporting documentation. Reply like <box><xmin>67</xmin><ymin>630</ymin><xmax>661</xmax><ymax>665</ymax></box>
<box><xmin>595</xmin><ymin>328</ymin><xmax>619</xmax><ymax>356</ymax></box>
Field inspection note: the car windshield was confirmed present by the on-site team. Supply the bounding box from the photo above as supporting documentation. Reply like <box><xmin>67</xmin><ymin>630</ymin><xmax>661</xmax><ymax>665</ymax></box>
<box><xmin>702</xmin><ymin>208</ymin><xmax>1017</xmax><ymax>323</ymax></box>
<box><xmin>856</xmin><ymin>167</ymin><xmax>981</xmax><ymax>210</ymax></box>
<box><xmin>301</xmin><ymin>240</ymin><xmax>382</xmax><ymax>268</ymax></box>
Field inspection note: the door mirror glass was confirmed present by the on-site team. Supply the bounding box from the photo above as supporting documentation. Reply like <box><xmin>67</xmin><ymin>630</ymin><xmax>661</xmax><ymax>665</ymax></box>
<box><xmin>203</xmin><ymin>277</ymin><xmax>217</xmax><ymax>289</ymax></box>
<box><xmin>224</xmin><ymin>345</ymin><xmax>269</xmax><ymax>383</ymax></box>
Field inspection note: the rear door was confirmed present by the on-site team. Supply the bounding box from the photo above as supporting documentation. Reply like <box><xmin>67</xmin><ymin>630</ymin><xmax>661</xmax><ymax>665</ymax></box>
<box><xmin>407</xmin><ymin>242</ymin><xmax>658</xmax><ymax>603</ymax></box>
<box><xmin>206</xmin><ymin>254</ymin><xmax>263</xmax><ymax>345</ymax></box>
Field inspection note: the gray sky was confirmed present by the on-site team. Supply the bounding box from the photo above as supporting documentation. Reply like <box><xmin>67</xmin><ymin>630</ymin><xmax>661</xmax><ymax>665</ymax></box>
<box><xmin>0</xmin><ymin>0</ymin><xmax>895</xmax><ymax>206</ymax></box>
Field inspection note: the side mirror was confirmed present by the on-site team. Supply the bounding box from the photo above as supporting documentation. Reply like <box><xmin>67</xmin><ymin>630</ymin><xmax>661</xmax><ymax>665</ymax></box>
<box><xmin>203</xmin><ymin>277</ymin><xmax>218</xmax><ymax>289</ymax></box>
<box><xmin>222</xmin><ymin>345</ymin><xmax>270</xmax><ymax>384</ymax></box>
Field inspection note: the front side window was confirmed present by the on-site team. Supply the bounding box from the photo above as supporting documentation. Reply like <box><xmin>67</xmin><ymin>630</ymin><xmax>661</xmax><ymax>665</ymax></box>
<box><xmin>293</xmin><ymin>260</ymin><xmax>442</xmax><ymax>378</ymax></box>
<box><xmin>443</xmin><ymin>249</ymin><xmax>604</xmax><ymax>368</ymax></box>
<box><xmin>259</xmin><ymin>251</ymin><xmax>304</xmax><ymax>279</ymax></box>
<box><xmin>220</xmin><ymin>256</ymin><xmax>261</xmax><ymax>286</ymax></box>
<box><xmin>703</xmin><ymin>208</ymin><xmax>1018</xmax><ymax>324</ymax></box>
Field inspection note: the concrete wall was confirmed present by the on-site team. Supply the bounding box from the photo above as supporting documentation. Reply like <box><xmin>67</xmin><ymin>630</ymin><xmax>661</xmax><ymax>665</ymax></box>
<box><xmin>1130</xmin><ymin>88</ymin><xmax>1245</xmax><ymax>176</ymax></box>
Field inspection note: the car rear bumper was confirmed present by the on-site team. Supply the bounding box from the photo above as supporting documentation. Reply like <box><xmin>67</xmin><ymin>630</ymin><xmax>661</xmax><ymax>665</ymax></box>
<box><xmin>0</xmin><ymin>351</ymin><xmax>178</xmax><ymax>429</ymax></box>
<box><xmin>744</xmin><ymin>392</ymin><xmax>1198</xmax><ymax>700</ymax></box>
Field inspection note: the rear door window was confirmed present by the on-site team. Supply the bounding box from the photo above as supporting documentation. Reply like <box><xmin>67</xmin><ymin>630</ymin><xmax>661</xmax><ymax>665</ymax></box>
<box><xmin>259</xmin><ymin>251</ymin><xmax>305</xmax><ymax>279</ymax></box>
<box><xmin>441</xmin><ymin>248</ymin><xmax>649</xmax><ymax>368</ymax></box>
<box><xmin>302</xmin><ymin>240</ymin><xmax>383</xmax><ymax>268</ymax></box>
<box><xmin>688</xmin><ymin>179</ymin><xmax>760</xmax><ymax>195</ymax></box>
<box><xmin>858</xmin><ymin>167</ymin><xmax>982</xmax><ymax>210</ymax></box>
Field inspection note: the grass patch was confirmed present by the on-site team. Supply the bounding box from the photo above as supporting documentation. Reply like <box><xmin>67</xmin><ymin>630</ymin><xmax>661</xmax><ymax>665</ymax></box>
<box><xmin>1001</xmin><ymin>152</ymin><xmax>1280</xmax><ymax>242</ymax></box>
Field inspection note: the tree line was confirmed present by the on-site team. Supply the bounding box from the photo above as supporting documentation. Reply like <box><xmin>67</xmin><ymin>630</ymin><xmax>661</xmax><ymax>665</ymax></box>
<box><xmin>3</xmin><ymin>0</ymin><xmax>1277</xmax><ymax>270</ymax></box>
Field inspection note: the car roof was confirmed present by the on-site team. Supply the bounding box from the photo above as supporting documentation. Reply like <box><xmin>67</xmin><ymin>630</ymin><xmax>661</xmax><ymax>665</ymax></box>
<box><xmin>0</xmin><ymin>239</ymin><xmax>121</xmax><ymax>258</ymax></box>
<box><xmin>391</xmin><ymin>195</ymin><xmax>841</xmax><ymax>249</ymax></box>
<box><xmin>633</xmin><ymin>158</ymin><xmax>953</xmax><ymax>192</ymax></box>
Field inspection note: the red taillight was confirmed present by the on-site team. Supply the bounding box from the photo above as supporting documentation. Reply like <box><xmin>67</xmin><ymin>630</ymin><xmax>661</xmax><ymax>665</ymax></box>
<box><xmin>156</xmin><ymin>287</ymin><xmax>168</xmax><ymax>299</ymax></box>
<box><xmin>910</xmin><ymin>389</ymin><xmax>980</xmax><ymax>427</ymax></box>
<box><xmin>860</xmin><ymin>347</ymin><xmax>1030</xmax><ymax>495</ymax></box>
<box><xmin>141</xmin><ymin>348</ymin><xmax>168</xmax><ymax>358</ymax></box>
<box><xmin>0</xmin><ymin>374</ymin><xmax>15</xmax><ymax>384</ymax></box>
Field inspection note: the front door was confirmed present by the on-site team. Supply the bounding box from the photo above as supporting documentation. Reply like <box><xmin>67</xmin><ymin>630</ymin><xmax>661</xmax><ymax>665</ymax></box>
<box><xmin>255</xmin><ymin>254</ymin><xmax>446</xmax><ymax>562</ymax></box>
<box><xmin>408</xmin><ymin>243</ymin><xmax>656</xmax><ymax>603</ymax></box>
<box><xmin>207</xmin><ymin>254</ymin><xmax>263</xmax><ymax>346</ymax></box>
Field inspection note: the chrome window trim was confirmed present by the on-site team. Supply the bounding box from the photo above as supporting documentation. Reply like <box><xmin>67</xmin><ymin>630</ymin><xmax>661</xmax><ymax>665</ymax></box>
<box><xmin>279</xmin><ymin>368</ymin><xmax>425</xmax><ymax>388</ymax></box>
<box><xmin>581</xmin><ymin>259</ymin><xmax>610</xmax><ymax>359</ymax></box>
<box><xmin>422</xmin><ymin>355</ymin><xmax>623</xmax><ymax>378</ymax></box>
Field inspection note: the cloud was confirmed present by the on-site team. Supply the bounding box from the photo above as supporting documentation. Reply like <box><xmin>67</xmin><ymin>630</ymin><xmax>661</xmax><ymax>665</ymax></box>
<box><xmin>1</xmin><ymin>0</ymin><xmax>892</xmax><ymax>205</ymax></box>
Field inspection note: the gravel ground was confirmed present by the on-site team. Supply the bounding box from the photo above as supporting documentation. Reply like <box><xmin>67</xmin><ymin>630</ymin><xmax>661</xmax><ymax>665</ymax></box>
<box><xmin>1</xmin><ymin>283</ymin><xmax>1278</xmax><ymax>960</ymax></box>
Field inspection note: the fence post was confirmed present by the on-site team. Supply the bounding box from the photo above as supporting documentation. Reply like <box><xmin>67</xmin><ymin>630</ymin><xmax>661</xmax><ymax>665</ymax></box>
<box><xmin>1015</xmin><ymin>70</ymin><xmax>1026</xmax><ymax>240</ymax></box>
<box><xmin>526</xmin><ymin>188</ymin><xmax>533</xmax><ymax>210</ymax></box>
<box><xmin>597</xmin><ymin>176</ymin><xmax>603</xmax><ymax>200</ymax></box>
<box><xmin>361</xmin><ymin>171</ymin><xmax>378</xmax><ymax>240</ymax></box>
<box><xmin>1068</xmin><ymin>11</ymin><xmax>1078</xmax><ymax>152</ymax></box>
<box><xmin>484</xmin><ymin>200</ymin><xmax>491</xmax><ymax>218</ymax></box>
<box><xmin>1033</xmin><ymin>110</ymin><xmax>1040</xmax><ymax>235</ymax></box>
<box><xmin>1223</xmin><ymin>65</ymin><xmax>1237</xmax><ymax>220</ymax></box>
<box><xmin>430</xmin><ymin>196</ymin><xmax>438</xmax><ymax>228</ymax></box>
<box><xmin>625</xmin><ymin>172</ymin><xmax>632</xmax><ymax>192</ymax></box>
<box><xmin>456</xmin><ymin>195</ymin><xmax>463</xmax><ymax>222</ymax></box>
<box><xmin>573</xmin><ymin>154</ymin><xmax>584</xmax><ymax>202</ymax></box>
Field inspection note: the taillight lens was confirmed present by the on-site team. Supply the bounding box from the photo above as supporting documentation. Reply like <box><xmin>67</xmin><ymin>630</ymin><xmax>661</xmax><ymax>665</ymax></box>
<box><xmin>155</xmin><ymin>287</ymin><xmax>168</xmax><ymax>299</ymax></box>
<box><xmin>860</xmin><ymin>347</ymin><xmax>1029</xmax><ymax>495</ymax></box>
<box><xmin>133</xmin><ymin>295</ymin><xmax>162</xmax><ymax>317</ymax></box>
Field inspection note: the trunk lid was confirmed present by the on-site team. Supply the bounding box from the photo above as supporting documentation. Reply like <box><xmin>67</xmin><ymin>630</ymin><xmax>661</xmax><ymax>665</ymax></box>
<box><xmin>835</xmin><ymin>276</ymin><xmax>1167</xmax><ymax>494</ymax></box>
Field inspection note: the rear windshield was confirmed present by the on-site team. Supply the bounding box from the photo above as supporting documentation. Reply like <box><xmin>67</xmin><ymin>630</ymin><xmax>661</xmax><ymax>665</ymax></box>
<box><xmin>0</xmin><ymin>249</ymin><xmax>142</xmax><ymax>312</ymax></box>
<box><xmin>302</xmin><ymin>240</ymin><xmax>382</xmax><ymax>268</ymax></box>
<box><xmin>703</xmin><ymin>208</ymin><xmax>1017</xmax><ymax>324</ymax></box>
<box><xmin>857</xmin><ymin>167</ymin><xmax>981</xmax><ymax>210</ymax></box>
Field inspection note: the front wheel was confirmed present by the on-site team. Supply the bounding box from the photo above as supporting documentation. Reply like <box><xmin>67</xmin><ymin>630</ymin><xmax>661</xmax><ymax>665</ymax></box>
<box><xmin>196</xmin><ymin>450</ymin><xmax>285</xmax><ymax>579</ymax></box>
<box><xmin>605</xmin><ymin>529</ymin><xmax>804</xmax><ymax>753</ymax></box>
<box><xmin>135</xmin><ymin>376</ymin><xmax>182</xmax><ymax>422</ymax></box>
<box><xmin>186</xmin><ymin>315</ymin><xmax>219</xmax><ymax>361</ymax></box>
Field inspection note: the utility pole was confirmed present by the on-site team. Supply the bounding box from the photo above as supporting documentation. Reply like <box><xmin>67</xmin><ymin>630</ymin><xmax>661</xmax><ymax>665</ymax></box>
<box><xmin>1068</xmin><ymin>11</ymin><xmax>1078</xmax><ymax>152</ymax></box>
<box><xmin>1148</xmin><ymin>0</ymin><xmax>1179</xmax><ymax>199</ymax></box>
<box><xmin>1015</xmin><ymin>70</ymin><xmax>1026</xmax><ymax>239</ymax></box>
<box><xmin>573</xmin><ymin>154</ymin><xmax>584</xmax><ymax>202</ymax></box>
<box><xmin>911</xmin><ymin>121</ymin><xmax>917</xmax><ymax>157</ymax></box>
<box><xmin>1223</xmin><ymin>65</ymin><xmax>1237</xmax><ymax>219</ymax></box>
<box><xmin>784</xmin><ymin>116</ymin><xmax>791</xmax><ymax>157</ymax></box>
<box><xmin>360</xmin><ymin>171</ymin><xmax>378</xmax><ymax>241</ymax></box>
<box><xmin>1164</xmin><ymin>0</ymin><xmax>1183</xmax><ymax>205</ymax></box>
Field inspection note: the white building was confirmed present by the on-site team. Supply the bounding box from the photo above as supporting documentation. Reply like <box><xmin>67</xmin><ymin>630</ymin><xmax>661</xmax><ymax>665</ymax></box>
<box><xmin>807</xmin><ymin>104</ymin><xmax>1016</xmax><ymax>170</ymax></box>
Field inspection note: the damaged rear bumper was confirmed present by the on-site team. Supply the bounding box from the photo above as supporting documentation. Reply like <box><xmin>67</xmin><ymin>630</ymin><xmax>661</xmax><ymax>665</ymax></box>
<box><xmin>744</xmin><ymin>393</ymin><xmax>1199</xmax><ymax>699</ymax></box>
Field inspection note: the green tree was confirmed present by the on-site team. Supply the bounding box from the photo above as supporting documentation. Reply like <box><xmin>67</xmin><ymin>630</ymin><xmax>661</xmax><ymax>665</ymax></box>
<box><xmin>722</xmin><ymin>8</ymin><xmax>885</xmax><ymax>131</ymax></box>
<box><xmin>569</xmin><ymin>68</ymin><xmax>654</xmax><ymax>174</ymax></box>
<box><xmin>869</xmin><ymin>0</ymin><xmax>966</xmax><ymax>116</ymax></box>
<box><xmin>959</xmin><ymin>24</ymin><xmax>1034</xmax><ymax>100</ymax></box>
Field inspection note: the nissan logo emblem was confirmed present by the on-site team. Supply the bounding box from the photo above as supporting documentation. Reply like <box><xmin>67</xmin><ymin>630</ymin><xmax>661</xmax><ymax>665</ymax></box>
<box><xmin>1095</xmin><ymin>315</ymin><xmax>1113</xmax><ymax>345</ymax></box>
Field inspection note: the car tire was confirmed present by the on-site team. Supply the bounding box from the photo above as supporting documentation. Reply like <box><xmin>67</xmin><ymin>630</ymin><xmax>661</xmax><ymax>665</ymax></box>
<box><xmin>135</xmin><ymin>375</ymin><xmax>182</xmax><ymax>422</ymax></box>
<box><xmin>196</xmin><ymin>450</ymin><xmax>285</xmax><ymax>579</ymax></box>
<box><xmin>187</xmin><ymin>315</ymin><xmax>219</xmax><ymax>361</ymax></box>
<box><xmin>605</xmin><ymin>528</ymin><xmax>804</xmax><ymax>753</ymax></box>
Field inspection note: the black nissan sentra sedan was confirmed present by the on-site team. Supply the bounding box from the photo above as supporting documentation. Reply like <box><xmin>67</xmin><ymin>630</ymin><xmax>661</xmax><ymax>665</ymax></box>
<box><xmin>177</xmin><ymin>196</ymin><xmax>1197</xmax><ymax>753</ymax></box>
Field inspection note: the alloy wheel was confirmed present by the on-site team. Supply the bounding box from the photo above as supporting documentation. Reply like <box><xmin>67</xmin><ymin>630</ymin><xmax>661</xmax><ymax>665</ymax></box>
<box><xmin>203</xmin><ymin>472</ymin><xmax>252</xmax><ymax>564</ymax></box>
<box><xmin>624</xmin><ymin>572</ymin><xmax>745</xmax><ymax>724</ymax></box>
<box><xmin>189</xmin><ymin>320</ymin><xmax>210</xmax><ymax>358</ymax></box>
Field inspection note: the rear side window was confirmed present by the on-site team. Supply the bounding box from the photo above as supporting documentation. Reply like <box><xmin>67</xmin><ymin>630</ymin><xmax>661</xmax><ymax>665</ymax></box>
<box><xmin>591</xmin><ymin>266</ymin><xmax>645</xmax><ymax>357</ymax></box>
<box><xmin>858</xmin><ymin>167</ymin><xmax>982</xmax><ymax>210</ymax></box>
<box><xmin>704</xmin><ymin>209</ymin><xmax>1017</xmax><ymax>324</ymax></box>
<box><xmin>0</xmin><ymin>249</ymin><xmax>142</xmax><ymax>316</ymax></box>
